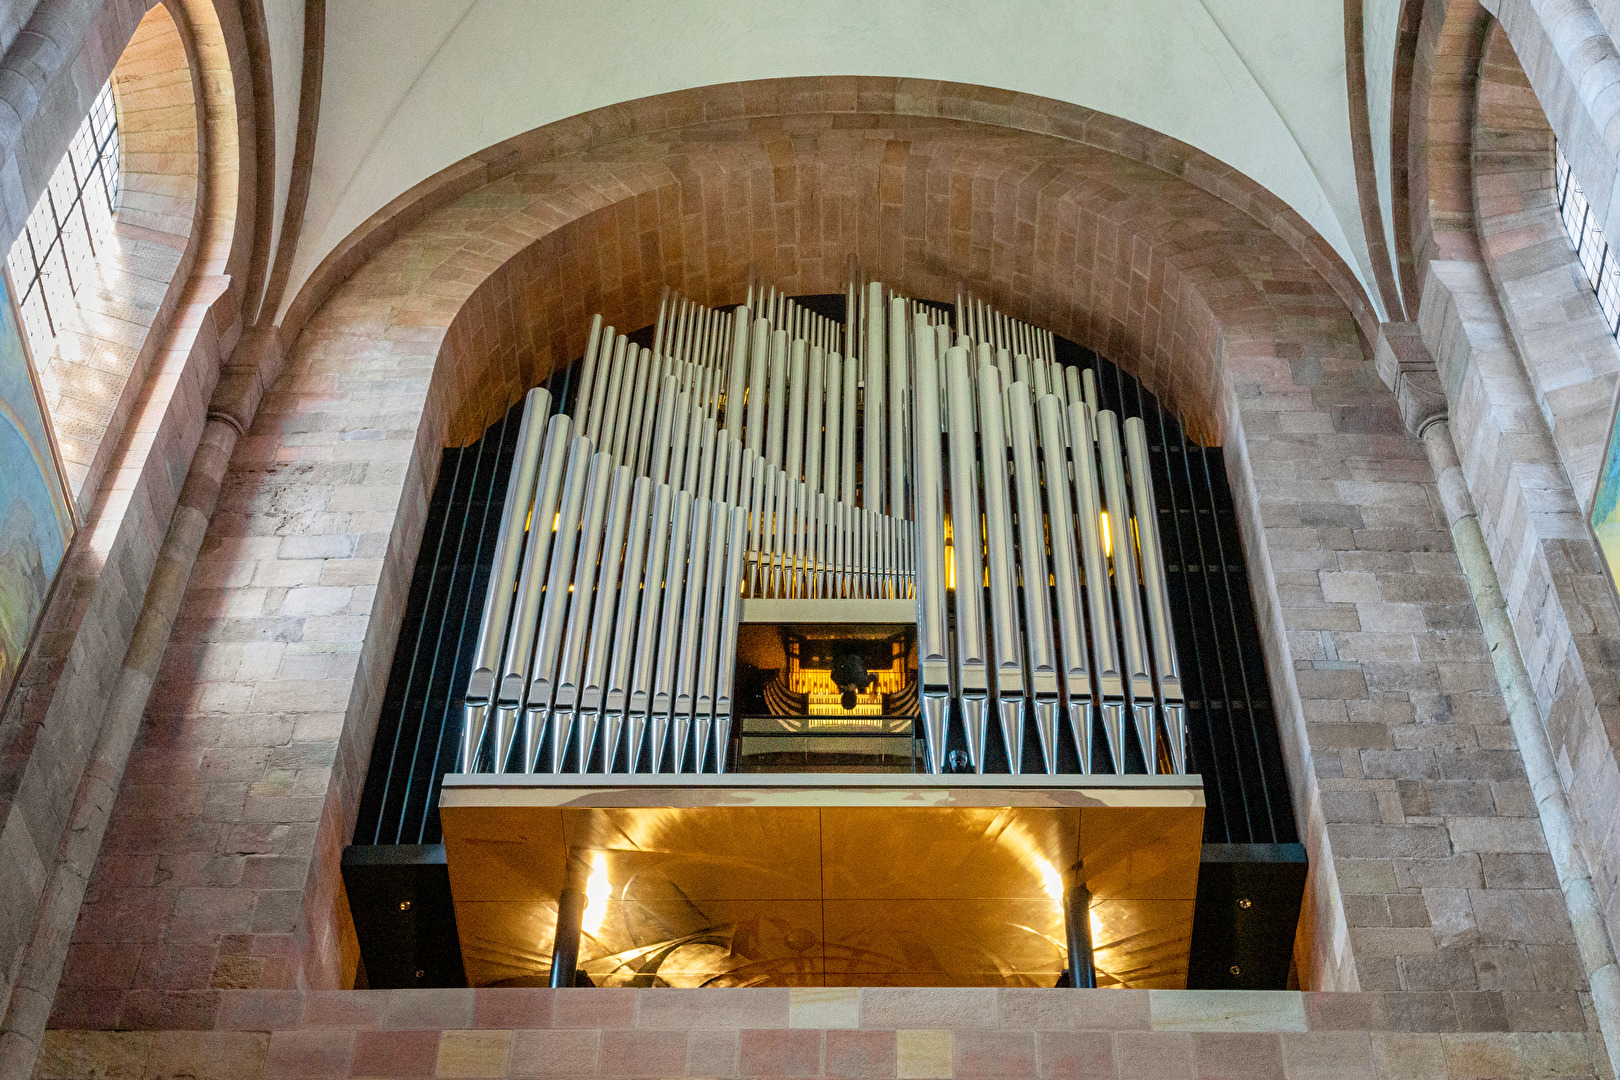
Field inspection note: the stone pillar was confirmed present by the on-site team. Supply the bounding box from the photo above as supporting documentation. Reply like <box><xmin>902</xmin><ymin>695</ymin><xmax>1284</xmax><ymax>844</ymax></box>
<box><xmin>1379</xmin><ymin>321</ymin><xmax>1620</xmax><ymax>1074</ymax></box>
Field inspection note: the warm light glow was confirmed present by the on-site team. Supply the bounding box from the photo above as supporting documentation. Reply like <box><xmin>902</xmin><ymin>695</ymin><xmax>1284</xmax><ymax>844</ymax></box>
<box><xmin>553</xmin><ymin>512</ymin><xmax>561</xmax><ymax>532</ymax></box>
<box><xmin>583</xmin><ymin>853</ymin><xmax>610</xmax><ymax>934</ymax></box>
<box><xmin>1099</xmin><ymin>512</ymin><xmax>1112</xmax><ymax>559</ymax></box>
<box><xmin>1033</xmin><ymin>855</ymin><xmax>1065</xmax><ymax>902</ymax></box>
<box><xmin>944</xmin><ymin>545</ymin><xmax>956</xmax><ymax>589</ymax></box>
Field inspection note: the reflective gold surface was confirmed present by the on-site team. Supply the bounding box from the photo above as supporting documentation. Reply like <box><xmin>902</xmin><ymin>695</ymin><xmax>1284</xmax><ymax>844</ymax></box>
<box><xmin>440</xmin><ymin>778</ymin><xmax>1203</xmax><ymax>988</ymax></box>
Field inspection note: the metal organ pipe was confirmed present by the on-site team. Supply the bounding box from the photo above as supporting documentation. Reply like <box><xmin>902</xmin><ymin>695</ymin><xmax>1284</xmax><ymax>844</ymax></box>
<box><xmin>1126</xmin><ymin>417</ymin><xmax>1187</xmax><ymax>773</ymax></box>
<box><xmin>977</xmin><ymin>364</ymin><xmax>1025</xmax><ymax>772</ymax></box>
<box><xmin>864</xmin><ymin>281</ymin><xmax>886</xmax><ymax>514</ymax></box>
<box><xmin>944</xmin><ymin>345</ymin><xmax>989</xmax><ymax>772</ymax></box>
<box><xmin>1096</xmin><ymin>411</ymin><xmax>1157</xmax><ymax>772</ymax></box>
<box><xmin>1006</xmin><ymin>383</ymin><xmax>1060</xmax><ymax>774</ymax></box>
<box><xmin>451</xmin><ymin>285</ymin><xmax>1188</xmax><ymax>782</ymax></box>
<box><xmin>460</xmin><ymin>388</ymin><xmax>549</xmax><ymax>774</ymax></box>
<box><xmin>888</xmin><ymin>296</ymin><xmax>909</xmax><ymax>519</ymax></box>
<box><xmin>1037</xmin><ymin>395</ymin><xmax>1095</xmax><ymax>772</ymax></box>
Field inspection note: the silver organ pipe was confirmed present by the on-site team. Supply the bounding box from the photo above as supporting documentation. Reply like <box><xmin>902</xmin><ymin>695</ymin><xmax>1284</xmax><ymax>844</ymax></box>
<box><xmin>804</xmin><ymin>345</ymin><xmax>824</xmax><ymax>498</ymax></box>
<box><xmin>602</xmin><ymin>477</ymin><xmax>652</xmax><ymax>770</ymax></box>
<box><xmin>1097</xmin><ymin>410</ymin><xmax>1157</xmax><ymax>772</ymax></box>
<box><xmin>887</xmin><ymin>295</ymin><xmax>909</xmax><ymax>519</ymax></box>
<box><xmin>725</xmin><ymin>306</ymin><xmax>751</xmax><ymax>441</ymax></box>
<box><xmin>840</xmin><ymin>350</ymin><xmax>858</xmax><ymax>505</ymax></box>
<box><xmin>786</xmin><ymin>340</ymin><xmax>807</xmax><ymax>483</ymax></box>
<box><xmin>1037</xmin><ymin>394</ymin><xmax>1094</xmax><ymax>772</ymax></box>
<box><xmin>823</xmin><ymin>351</ymin><xmax>842</xmax><ymax>499</ymax></box>
<box><xmin>1006</xmin><ymin>382</ymin><xmax>1060</xmax><ymax>774</ymax></box>
<box><xmin>460</xmin><ymin>387</ymin><xmax>549</xmax><ymax>774</ymax></box>
<box><xmin>523</xmin><ymin>436</ymin><xmax>593</xmax><ymax>773</ymax></box>
<box><xmin>575</xmin><ymin>464</ymin><xmax>633</xmax><ymax>770</ymax></box>
<box><xmin>766</xmin><ymin>330</ymin><xmax>788</xmax><ymax>469</ymax></box>
<box><xmin>456</xmin><ymin>279</ymin><xmax>1185</xmax><ymax>779</ymax></box>
<box><xmin>597</xmin><ymin>334</ymin><xmax>628</xmax><ymax>461</ymax></box>
<box><xmin>977</xmin><ymin>363</ymin><xmax>1026</xmax><ymax>772</ymax></box>
<box><xmin>583</xmin><ymin>328</ymin><xmax>615</xmax><ymax>445</ymax></box>
<box><xmin>745</xmin><ymin>317</ymin><xmax>770</xmax><ymax>458</ymax></box>
<box><xmin>864</xmin><ymin>281</ymin><xmax>886</xmax><ymax>514</ymax></box>
<box><xmin>943</xmin><ymin>345</ymin><xmax>989</xmax><ymax>772</ymax></box>
<box><xmin>1127</xmin><ymin>416</ymin><xmax>1187</xmax><ymax>773</ymax></box>
<box><xmin>550</xmin><ymin>450</ymin><xmax>613</xmax><ymax>773</ymax></box>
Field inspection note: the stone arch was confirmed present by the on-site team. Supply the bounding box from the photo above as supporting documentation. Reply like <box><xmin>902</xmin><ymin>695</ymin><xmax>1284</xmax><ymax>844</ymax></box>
<box><xmin>144</xmin><ymin>78</ymin><xmax>1422</xmax><ymax>995</ymax></box>
<box><xmin>1472</xmin><ymin>20</ymin><xmax>1620</xmax><ymax>504</ymax></box>
<box><xmin>1406</xmin><ymin>0</ymin><xmax>1494</xmax><ymax>279</ymax></box>
<box><xmin>34</xmin><ymin>2</ymin><xmax>204</xmax><ymax>510</ymax></box>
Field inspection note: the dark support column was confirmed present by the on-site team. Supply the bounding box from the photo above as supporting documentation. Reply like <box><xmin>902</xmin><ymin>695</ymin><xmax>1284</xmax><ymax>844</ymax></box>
<box><xmin>549</xmin><ymin>885</ymin><xmax>585</xmax><ymax>988</ymax></box>
<box><xmin>1064</xmin><ymin>877</ymin><xmax>1097</xmax><ymax>989</ymax></box>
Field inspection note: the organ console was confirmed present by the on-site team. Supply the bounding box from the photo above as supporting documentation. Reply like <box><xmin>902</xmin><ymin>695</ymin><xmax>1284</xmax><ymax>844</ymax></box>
<box><xmin>457</xmin><ymin>273</ymin><xmax>1189</xmax><ymax>777</ymax></box>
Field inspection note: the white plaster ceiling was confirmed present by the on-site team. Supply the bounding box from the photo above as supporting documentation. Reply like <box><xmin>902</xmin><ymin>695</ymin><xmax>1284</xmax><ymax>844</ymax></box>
<box><xmin>278</xmin><ymin>0</ymin><xmax>1386</xmax><ymax>323</ymax></box>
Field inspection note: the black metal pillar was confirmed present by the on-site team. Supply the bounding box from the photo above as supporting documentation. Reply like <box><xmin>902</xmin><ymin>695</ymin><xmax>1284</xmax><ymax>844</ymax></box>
<box><xmin>549</xmin><ymin>885</ymin><xmax>585</xmax><ymax>988</ymax></box>
<box><xmin>1063</xmin><ymin>877</ymin><xmax>1097</xmax><ymax>989</ymax></box>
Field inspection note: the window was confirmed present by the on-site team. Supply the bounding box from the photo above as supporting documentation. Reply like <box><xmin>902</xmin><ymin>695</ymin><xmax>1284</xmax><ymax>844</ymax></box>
<box><xmin>1556</xmin><ymin>140</ymin><xmax>1620</xmax><ymax>338</ymax></box>
<box><xmin>5</xmin><ymin>82</ymin><xmax>119</xmax><ymax>364</ymax></box>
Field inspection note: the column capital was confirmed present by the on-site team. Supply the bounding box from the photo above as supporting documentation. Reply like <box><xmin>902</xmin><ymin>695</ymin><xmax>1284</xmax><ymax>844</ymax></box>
<box><xmin>1375</xmin><ymin>321</ymin><xmax>1447</xmax><ymax>438</ymax></box>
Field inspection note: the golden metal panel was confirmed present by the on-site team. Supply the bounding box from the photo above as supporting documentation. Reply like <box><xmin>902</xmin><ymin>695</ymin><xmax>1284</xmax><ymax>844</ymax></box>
<box><xmin>439</xmin><ymin>778</ymin><xmax>1203</xmax><ymax>989</ymax></box>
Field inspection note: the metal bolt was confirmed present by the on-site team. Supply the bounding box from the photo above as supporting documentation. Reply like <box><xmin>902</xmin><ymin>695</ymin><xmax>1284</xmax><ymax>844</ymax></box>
<box><xmin>1237</xmin><ymin>898</ymin><xmax>1251</xmax><ymax>910</ymax></box>
<box><xmin>399</xmin><ymin>900</ymin><xmax>412</xmax><ymax>912</ymax></box>
<box><xmin>1229</xmin><ymin>965</ymin><xmax>1241</xmax><ymax>976</ymax></box>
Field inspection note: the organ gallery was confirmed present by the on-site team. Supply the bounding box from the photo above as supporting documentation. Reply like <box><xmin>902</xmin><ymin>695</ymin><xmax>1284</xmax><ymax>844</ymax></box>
<box><xmin>344</xmin><ymin>272</ymin><xmax>1300</xmax><ymax>991</ymax></box>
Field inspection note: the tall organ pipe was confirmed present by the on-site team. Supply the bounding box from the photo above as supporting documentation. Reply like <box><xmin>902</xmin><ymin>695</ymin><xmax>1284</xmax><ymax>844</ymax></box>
<box><xmin>1007</xmin><ymin>384</ymin><xmax>1060</xmax><ymax>773</ymax></box>
<box><xmin>1096</xmin><ymin>412</ymin><xmax>1157</xmax><ymax>772</ymax></box>
<box><xmin>888</xmin><ymin>296</ymin><xmax>909</xmax><ymax>518</ymax></box>
<box><xmin>1068</xmin><ymin>403</ymin><xmax>1124</xmax><ymax>772</ymax></box>
<box><xmin>603</xmin><ymin>478</ymin><xmax>653</xmax><ymax>771</ymax></box>
<box><xmin>1126</xmin><ymin>417</ymin><xmax>1186</xmax><ymax>773</ymax></box>
<box><xmin>459</xmin><ymin>388</ymin><xmax>549</xmax><ymax>773</ymax></box>
<box><xmin>576</xmin><ymin>465</ymin><xmax>633</xmax><ymax>771</ymax></box>
<box><xmin>864</xmin><ymin>281</ymin><xmax>886</xmax><ymax>513</ymax></box>
<box><xmin>977</xmin><ymin>364</ymin><xmax>1025</xmax><ymax>772</ymax></box>
<box><xmin>523</xmin><ymin>437</ymin><xmax>594</xmax><ymax>773</ymax></box>
<box><xmin>551</xmin><ymin>451</ymin><xmax>614</xmax><ymax>773</ymax></box>
<box><xmin>944</xmin><ymin>345</ymin><xmax>989</xmax><ymax>772</ymax></box>
<box><xmin>628</xmin><ymin>486</ymin><xmax>674</xmax><ymax>769</ymax></box>
<box><xmin>1037</xmin><ymin>395</ymin><xmax>1095</xmax><ymax>772</ymax></box>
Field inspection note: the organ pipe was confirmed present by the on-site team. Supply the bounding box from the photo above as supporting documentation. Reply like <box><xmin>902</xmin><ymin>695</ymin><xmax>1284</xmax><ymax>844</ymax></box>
<box><xmin>455</xmin><ymin>276</ymin><xmax>1186</xmax><ymax>780</ymax></box>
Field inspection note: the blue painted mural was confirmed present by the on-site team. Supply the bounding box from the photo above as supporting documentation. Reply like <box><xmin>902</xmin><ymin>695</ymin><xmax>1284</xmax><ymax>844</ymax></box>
<box><xmin>0</xmin><ymin>273</ymin><xmax>73</xmax><ymax>706</ymax></box>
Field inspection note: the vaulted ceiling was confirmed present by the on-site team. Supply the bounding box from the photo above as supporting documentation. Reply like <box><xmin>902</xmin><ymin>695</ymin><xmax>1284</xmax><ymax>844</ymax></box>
<box><xmin>267</xmin><ymin>0</ymin><xmax>1400</xmax><ymax>324</ymax></box>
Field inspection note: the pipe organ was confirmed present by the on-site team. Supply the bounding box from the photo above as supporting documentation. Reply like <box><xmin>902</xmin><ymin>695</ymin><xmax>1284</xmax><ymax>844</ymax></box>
<box><xmin>458</xmin><ymin>274</ymin><xmax>1187</xmax><ymax>777</ymax></box>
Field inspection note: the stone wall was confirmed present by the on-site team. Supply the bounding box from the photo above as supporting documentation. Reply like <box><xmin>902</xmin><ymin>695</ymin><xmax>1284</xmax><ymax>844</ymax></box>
<box><xmin>34</xmin><ymin>987</ymin><xmax>1615</xmax><ymax>1079</ymax></box>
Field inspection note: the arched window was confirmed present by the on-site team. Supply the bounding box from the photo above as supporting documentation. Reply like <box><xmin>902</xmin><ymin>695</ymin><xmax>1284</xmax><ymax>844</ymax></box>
<box><xmin>1555</xmin><ymin>140</ymin><xmax>1620</xmax><ymax>338</ymax></box>
<box><xmin>5</xmin><ymin>82</ymin><xmax>119</xmax><ymax>366</ymax></box>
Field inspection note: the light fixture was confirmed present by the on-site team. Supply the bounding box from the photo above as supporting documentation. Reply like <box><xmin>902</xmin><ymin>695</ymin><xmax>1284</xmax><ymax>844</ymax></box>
<box><xmin>1033</xmin><ymin>855</ymin><xmax>1064</xmax><ymax>902</ymax></box>
<box><xmin>583</xmin><ymin>852</ymin><xmax>610</xmax><ymax>934</ymax></box>
<box><xmin>1099</xmin><ymin>511</ymin><xmax>1112</xmax><ymax>559</ymax></box>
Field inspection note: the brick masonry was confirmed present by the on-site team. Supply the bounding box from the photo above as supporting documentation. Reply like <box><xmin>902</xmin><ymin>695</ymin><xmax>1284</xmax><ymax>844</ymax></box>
<box><xmin>1413</xmin><ymin>6</ymin><xmax>1620</xmax><ymax>1012</ymax></box>
<box><xmin>31</xmin><ymin>987</ymin><xmax>1618</xmax><ymax>1079</ymax></box>
<box><xmin>0</xmin><ymin>0</ymin><xmax>264</xmax><ymax>1058</ymax></box>
<box><xmin>1</xmin><ymin>5</ymin><xmax>1619</xmax><ymax>1080</ymax></box>
<box><xmin>13</xmin><ymin>76</ymin><xmax>1585</xmax><ymax>1069</ymax></box>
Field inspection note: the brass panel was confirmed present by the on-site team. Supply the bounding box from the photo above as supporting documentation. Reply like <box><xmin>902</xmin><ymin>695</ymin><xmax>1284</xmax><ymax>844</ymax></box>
<box><xmin>820</xmin><ymin>807</ymin><xmax>1076</xmax><ymax>900</ymax></box>
<box><xmin>440</xmin><ymin>780</ymin><xmax>1203</xmax><ymax>988</ymax></box>
<box><xmin>823</xmin><ymin>899</ymin><xmax>1066</xmax><ymax>979</ymax></box>
<box><xmin>562</xmin><ymin>807</ymin><xmax>823</xmax><ymax>900</ymax></box>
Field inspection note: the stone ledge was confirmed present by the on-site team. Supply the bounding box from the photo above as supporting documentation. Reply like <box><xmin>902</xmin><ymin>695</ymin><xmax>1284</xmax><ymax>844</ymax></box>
<box><xmin>43</xmin><ymin>987</ymin><xmax>1597</xmax><ymax>1036</ymax></box>
<box><xmin>35</xmin><ymin>989</ymin><xmax>1613</xmax><ymax>1080</ymax></box>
